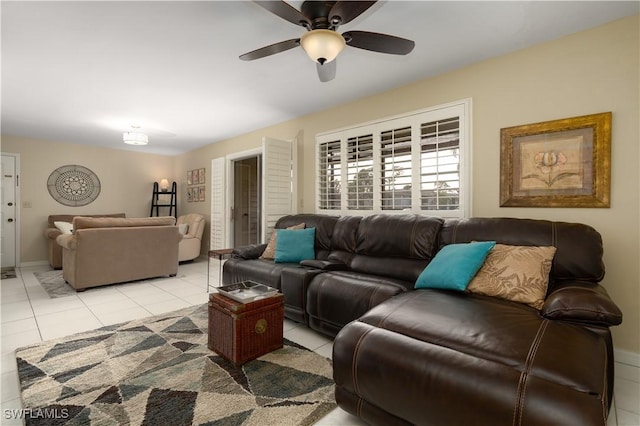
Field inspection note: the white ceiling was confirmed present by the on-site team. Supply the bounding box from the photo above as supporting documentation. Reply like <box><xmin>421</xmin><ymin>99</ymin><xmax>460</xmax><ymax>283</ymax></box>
<box><xmin>2</xmin><ymin>1</ymin><xmax>638</xmax><ymax>155</ymax></box>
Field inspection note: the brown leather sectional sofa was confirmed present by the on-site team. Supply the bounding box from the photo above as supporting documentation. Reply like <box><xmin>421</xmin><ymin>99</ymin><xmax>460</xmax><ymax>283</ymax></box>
<box><xmin>223</xmin><ymin>213</ymin><xmax>622</xmax><ymax>425</ymax></box>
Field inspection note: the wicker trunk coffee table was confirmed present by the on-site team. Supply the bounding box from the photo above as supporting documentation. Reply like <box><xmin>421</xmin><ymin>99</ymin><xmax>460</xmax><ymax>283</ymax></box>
<box><xmin>208</xmin><ymin>291</ymin><xmax>284</xmax><ymax>366</ymax></box>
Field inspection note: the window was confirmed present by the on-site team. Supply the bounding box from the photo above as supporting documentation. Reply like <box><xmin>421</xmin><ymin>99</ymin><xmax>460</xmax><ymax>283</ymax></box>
<box><xmin>381</xmin><ymin>126</ymin><xmax>412</xmax><ymax>211</ymax></box>
<box><xmin>316</xmin><ymin>99</ymin><xmax>471</xmax><ymax>217</ymax></box>
<box><xmin>318</xmin><ymin>139</ymin><xmax>341</xmax><ymax>210</ymax></box>
<box><xmin>420</xmin><ymin>117</ymin><xmax>460</xmax><ymax>211</ymax></box>
<box><xmin>346</xmin><ymin>134</ymin><xmax>373</xmax><ymax>210</ymax></box>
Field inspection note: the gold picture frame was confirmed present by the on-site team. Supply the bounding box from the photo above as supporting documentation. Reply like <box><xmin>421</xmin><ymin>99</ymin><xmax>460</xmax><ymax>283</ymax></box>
<box><xmin>500</xmin><ymin>112</ymin><xmax>611</xmax><ymax>208</ymax></box>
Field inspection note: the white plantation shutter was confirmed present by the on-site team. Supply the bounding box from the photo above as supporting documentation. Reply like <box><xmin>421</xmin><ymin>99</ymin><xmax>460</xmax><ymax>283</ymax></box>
<box><xmin>420</xmin><ymin>117</ymin><xmax>461</xmax><ymax>211</ymax></box>
<box><xmin>381</xmin><ymin>126</ymin><xmax>412</xmax><ymax>210</ymax></box>
<box><xmin>317</xmin><ymin>139</ymin><xmax>341</xmax><ymax>210</ymax></box>
<box><xmin>262</xmin><ymin>137</ymin><xmax>294</xmax><ymax>243</ymax></box>
<box><xmin>210</xmin><ymin>157</ymin><xmax>226</xmax><ymax>249</ymax></box>
<box><xmin>346</xmin><ymin>133</ymin><xmax>374</xmax><ymax>210</ymax></box>
<box><xmin>316</xmin><ymin>99</ymin><xmax>470</xmax><ymax>217</ymax></box>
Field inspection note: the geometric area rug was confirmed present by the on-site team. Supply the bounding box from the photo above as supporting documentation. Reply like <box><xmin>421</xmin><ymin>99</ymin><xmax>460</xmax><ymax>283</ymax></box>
<box><xmin>33</xmin><ymin>270</ymin><xmax>76</xmax><ymax>298</ymax></box>
<box><xmin>15</xmin><ymin>304</ymin><xmax>336</xmax><ymax>425</ymax></box>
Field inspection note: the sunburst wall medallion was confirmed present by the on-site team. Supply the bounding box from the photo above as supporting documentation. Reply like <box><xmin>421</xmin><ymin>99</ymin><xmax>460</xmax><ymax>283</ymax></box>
<box><xmin>47</xmin><ymin>165</ymin><xmax>101</xmax><ymax>206</ymax></box>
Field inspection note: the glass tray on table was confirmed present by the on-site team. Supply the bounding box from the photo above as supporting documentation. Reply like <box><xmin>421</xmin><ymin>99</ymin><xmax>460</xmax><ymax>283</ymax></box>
<box><xmin>217</xmin><ymin>281</ymin><xmax>279</xmax><ymax>303</ymax></box>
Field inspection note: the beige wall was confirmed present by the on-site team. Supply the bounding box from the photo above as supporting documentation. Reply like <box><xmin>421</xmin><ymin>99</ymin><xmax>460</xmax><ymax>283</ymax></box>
<box><xmin>177</xmin><ymin>15</ymin><xmax>639</xmax><ymax>353</ymax></box>
<box><xmin>1</xmin><ymin>135</ymin><xmax>174</xmax><ymax>264</ymax></box>
<box><xmin>2</xmin><ymin>15</ymin><xmax>637</xmax><ymax>353</ymax></box>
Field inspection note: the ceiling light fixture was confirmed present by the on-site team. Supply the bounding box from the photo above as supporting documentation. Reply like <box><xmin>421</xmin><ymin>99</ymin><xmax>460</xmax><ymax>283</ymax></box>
<box><xmin>123</xmin><ymin>126</ymin><xmax>148</xmax><ymax>145</ymax></box>
<box><xmin>300</xmin><ymin>29</ymin><xmax>345</xmax><ymax>65</ymax></box>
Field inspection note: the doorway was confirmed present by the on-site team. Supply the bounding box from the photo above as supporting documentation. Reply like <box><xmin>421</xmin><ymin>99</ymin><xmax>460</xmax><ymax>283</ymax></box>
<box><xmin>232</xmin><ymin>156</ymin><xmax>261</xmax><ymax>247</ymax></box>
<box><xmin>1</xmin><ymin>153</ymin><xmax>19</xmax><ymax>268</ymax></box>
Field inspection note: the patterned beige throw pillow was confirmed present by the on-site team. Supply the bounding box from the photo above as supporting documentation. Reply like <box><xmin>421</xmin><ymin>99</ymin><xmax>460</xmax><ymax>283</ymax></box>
<box><xmin>467</xmin><ymin>244</ymin><xmax>557</xmax><ymax>309</ymax></box>
<box><xmin>261</xmin><ymin>223</ymin><xmax>305</xmax><ymax>259</ymax></box>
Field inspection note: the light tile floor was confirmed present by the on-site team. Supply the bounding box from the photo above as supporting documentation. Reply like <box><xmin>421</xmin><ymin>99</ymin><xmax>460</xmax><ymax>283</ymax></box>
<box><xmin>1</xmin><ymin>259</ymin><xmax>638</xmax><ymax>425</ymax></box>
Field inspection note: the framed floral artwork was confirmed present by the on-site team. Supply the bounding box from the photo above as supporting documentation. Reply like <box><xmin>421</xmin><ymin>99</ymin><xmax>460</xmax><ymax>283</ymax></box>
<box><xmin>187</xmin><ymin>170</ymin><xmax>193</xmax><ymax>185</ymax></box>
<box><xmin>500</xmin><ymin>112</ymin><xmax>611</xmax><ymax>207</ymax></box>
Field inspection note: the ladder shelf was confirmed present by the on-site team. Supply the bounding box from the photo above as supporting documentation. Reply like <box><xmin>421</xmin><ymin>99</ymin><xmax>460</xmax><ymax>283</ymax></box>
<box><xmin>150</xmin><ymin>181</ymin><xmax>177</xmax><ymax>217</ymax></box>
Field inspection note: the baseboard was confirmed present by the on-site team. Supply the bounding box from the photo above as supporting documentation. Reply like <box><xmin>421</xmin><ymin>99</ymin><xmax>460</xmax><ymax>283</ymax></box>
<box><xmin>615</xmin><ymin>349</ymin><xmax>640</xmax><ymax>367</ymax></box>
<box><xmin>19</xmin><ymin>260</ymin><xmax>49</xmax><ymax>268</ymax></box>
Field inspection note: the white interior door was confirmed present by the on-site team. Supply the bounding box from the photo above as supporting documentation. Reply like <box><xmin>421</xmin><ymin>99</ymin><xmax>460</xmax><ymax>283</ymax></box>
<box><xmin>262</xmin><ymin>137</ymin><xmax>296</xmax><ymax>242</ymax></box>
<box><xmin>1</xmin><ymin>154</ymin><xmax>18</xmax><ymax>268</ymax></box>
<box><xmin>233</xmin><ymin>157</ymin><xmax>260</xmax><ymax>246</ymax></box>
<box><xmin>211</xmin><ymin>138</ymin><xmax>297</xmax><ymax>249</ymax></box>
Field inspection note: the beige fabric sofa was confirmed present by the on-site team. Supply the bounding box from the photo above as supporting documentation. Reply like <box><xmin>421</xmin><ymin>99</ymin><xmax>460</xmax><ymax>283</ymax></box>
<box><xmin>44</xmin><ymin>213</ymin><xmax>126</xmax><ymax>269</ymax></box>
<box><xmin>56</xmin><ymin>216</ymin><xmax>182</xmax><ymax>291</ymax></box>
<box><xmin>177</xmin><ymin>213</ymin><xmax>206</xmax><ymax>262</ymax></box>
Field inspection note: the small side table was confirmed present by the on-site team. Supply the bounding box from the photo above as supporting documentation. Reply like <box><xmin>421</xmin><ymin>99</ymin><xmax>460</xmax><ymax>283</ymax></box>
<box><xmin>208</xmin><ymin>292</ymin><xmax>284</xmax><ymax>366</ymax></box>
<box><xmin>207</xmin><ymin>248</ymin><xmax>234</xmax><ymax>292</ymax></box>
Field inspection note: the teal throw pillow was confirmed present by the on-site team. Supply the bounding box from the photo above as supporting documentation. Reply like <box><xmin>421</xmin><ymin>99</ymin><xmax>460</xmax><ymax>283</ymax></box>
<box><xmin>415</xmin><ymin>241</ymin><xmax>496</xmax><ymax>291</ymax></box>
<box><xmin>274</xmin><ymin>227</ymin><xmax>316</xmax><ymax>263</ymax></box>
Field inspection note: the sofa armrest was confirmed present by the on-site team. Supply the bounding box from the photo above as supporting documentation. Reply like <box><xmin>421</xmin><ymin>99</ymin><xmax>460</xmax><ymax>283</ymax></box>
<box><xmin>300</xmin><ymin>259</ymin><xmax>349</xmax><ymax>271</ymax></box>
<box><xmin>55</xmin><ymin>234</ymin><xmax>77</xmax><ymax>250</ymax></box>
<box><xmin>541</xmin><ymin>281</ymin><xmax>622</xmax><ymax>327</ymax></box>
<box><xmin>45</xmin><ymin>228</ymin><xmax>62</xmax><ymax>240</ymax></box>
<box><xmin>232</xmin><ymin>243</ymin><xmax>268</xmax><ymax>260</ymax></box>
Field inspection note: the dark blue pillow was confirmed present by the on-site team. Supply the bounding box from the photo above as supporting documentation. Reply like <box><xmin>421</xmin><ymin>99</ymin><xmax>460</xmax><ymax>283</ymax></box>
<box><xmin>415</xmin><ymin>241</ymin><xmax>496</xmax><ymax>291</ymax></box>
<box><xmin>274</xmin><ymin>227</ymin><xmax>316</xmax><ymax>263</ymax></box>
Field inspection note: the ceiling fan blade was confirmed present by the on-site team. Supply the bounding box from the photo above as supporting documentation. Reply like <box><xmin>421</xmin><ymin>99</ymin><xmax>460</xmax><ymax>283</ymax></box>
<box><xmin>239</xmin><ymin>38</ymin><xmax>300</xmax><ymax>61</ymax></box>
<box><xmin>254</xmin><ymin>1</ymin><xmax>311</xmax><ymax>28</ymax></box>
<box><xmin>317</xmin><ymin>60</ymin><xmax>336</xmax><ymax>82</ymax></box>
<box><xmin>343</xmin><ymin>30</ymin><xmax>415</xmax><ymax>55</ymax></box>
<box><xmin>328</xmin><ymin>1</ymin><xmax>376</xmax><ymax>26</ymax></box>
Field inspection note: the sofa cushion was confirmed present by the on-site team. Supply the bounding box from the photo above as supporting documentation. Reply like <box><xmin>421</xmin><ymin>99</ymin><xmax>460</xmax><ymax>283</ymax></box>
<box><xmin>275</xmin><ymin>228</ymin><xmax>315</xmax><ymax>263</ymax></box>
<box><xmin>467</xmin><ymin>244</ymin><xmax>556</xmax><ymax>309</ymax></box>
<box><xmin>261</xmin><ymin>222</ymin><xmax>305</xmax><ymax>260</ymax></box>
<box><xmin>350</xmin><ymin>214</ymin><xmax>443</xmax><ymax>282</ymax></box>
<box><xmin>439</xmin><ymin>218</ymin><xmax>604</xmax><ymax>287</ymax></box>
<box><xmin>415</xmin><ymin>241</ymin><xmax>495</xmax><ymax>291</ymax></box>
<box><xmin>307</xmin><ymin>271</ymin><xmax>412</xmax><ymax>337</ymax></box>
<box><xmin>54</xmin><ymin>221</ymin><xmax>73</xmax><ymax>234</ymax></box>
<box><xmin>542</xmin><ymin>282</ymin><xmax>623</xmax><ymax>326</ymax></box>
<box><xmin>275</xmin><ymin>214</ymin><xmax>339</xmax><ymax>260</ymax></box>
<box><xmin>326</xmin><ymin>216</ymin><xmax>362</xmax><ymax>265</ymax></box>
<box><xmin>356</xmin><ymin>214</ymin><xmax>443</xmax><ymax>259</ymax></box>
<box><xmin>47</xmin><ymin>213</ymin><xmax>125</xmax><ymax>228</ymax></box>
<box><xmin>335</xmin><ymin>290</ymin><xmax>612</xmax><ymax>425</ymax></box>
<box><xmin>73</xmin><ymin>216</ymin><xmax>175</xmax><ymax>229</ymax></box>
<box><xmin>222</xmin><ymin>258</ymin><xmax>296</xmax><ymax>290</ymax></box>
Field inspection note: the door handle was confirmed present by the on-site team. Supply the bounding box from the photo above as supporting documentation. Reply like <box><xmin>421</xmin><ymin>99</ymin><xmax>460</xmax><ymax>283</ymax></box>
<box><xmin>7</xmin><ymin>202</ymin><xmax>13</xmax><ymax>206</ymax></box>
<box><xmin>7</xmin><ymin>218</ymin><xmax>14</xmax><ymax>223</ymax></box>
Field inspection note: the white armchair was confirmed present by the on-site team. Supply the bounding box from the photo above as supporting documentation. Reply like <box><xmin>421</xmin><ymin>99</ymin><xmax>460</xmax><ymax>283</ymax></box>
<box><xmin>177</xmin><ymin>214</ymin><xmax>206</xmax><ymax>262</ymax></box>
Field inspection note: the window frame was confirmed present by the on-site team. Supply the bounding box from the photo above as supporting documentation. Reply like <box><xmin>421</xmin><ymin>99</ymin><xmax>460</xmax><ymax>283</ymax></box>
<box><xmin>315</xmin><ymin>98</ymin><xmax>472</xmax><ymax>218</ymax></box>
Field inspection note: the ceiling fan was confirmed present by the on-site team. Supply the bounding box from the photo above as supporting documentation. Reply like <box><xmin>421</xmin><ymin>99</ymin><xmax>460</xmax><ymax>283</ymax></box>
<box><xmin>239</xmin><ymin>1</ymin><xmax>415</xmax><ymax>82</ymax></box>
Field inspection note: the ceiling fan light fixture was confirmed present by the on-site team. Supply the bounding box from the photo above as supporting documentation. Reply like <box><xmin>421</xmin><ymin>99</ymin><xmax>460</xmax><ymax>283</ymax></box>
<box><xmin>123</xmin><ymin>127</ymin><xmax>148</xmax><ymax>145</ymax></box>
<box><xmin>300</xmin><ymin>29</ymin><xmax>345</xmax><ymax>65</ymax></box>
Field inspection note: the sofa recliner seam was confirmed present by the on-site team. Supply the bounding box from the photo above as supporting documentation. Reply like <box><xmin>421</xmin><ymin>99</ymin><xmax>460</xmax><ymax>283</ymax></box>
<box><xmin>351</xmin><ymin>325</ymin><xmax>374</xmax><ymax>398</ymax></box>
<box><xmin>513</xmin><ymin>320</ymin><xmax>549</xmax><ymax>426</ymax></box>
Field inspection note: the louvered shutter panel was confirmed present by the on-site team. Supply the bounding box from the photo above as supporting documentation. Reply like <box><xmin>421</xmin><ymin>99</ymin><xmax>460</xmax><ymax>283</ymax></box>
<box><xmin>380</xmin><ymin>126</ymin><xmax>412</xmax><ymax>210</ymax></box>
<box><xmin>262</xmin><ymin>137</ymin><xmax>294</xmax><ymax>243</ymax></box>
<box><xmin>210</xmin><ymin>157</ymin><xmax>226</xmax><ymax>249</ymax></box>
<box><xmin>420</xmin><ymin>117</ymin><xmax>460</xmax><ymax>211</ymax></box>
<box><xmin>346</xmin><ymin>134</ymin><xmax>374</xmax><ymax>210</ymax></box>
<box><xmin>318</xmin><ymin>139</ymin><xmax>342</xmax><ymax>210</ymax></box>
